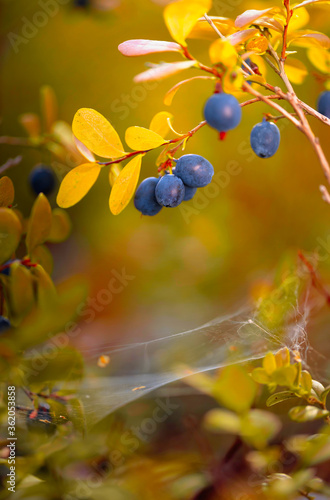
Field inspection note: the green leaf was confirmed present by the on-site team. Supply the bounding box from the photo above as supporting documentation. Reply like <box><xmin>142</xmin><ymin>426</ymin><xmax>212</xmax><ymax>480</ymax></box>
<box><xmin>30</xmin><ymin>244</ymin><xmax>54</xmax><ymax>275</ymax></box>
<box><xmin>214</xmin><ymin>365</ymin><xmax>257</xmax><ymax>413</ymax></box>
<box><xmin>56</xmin><ymin>163</ymin><xmax>101</xmax><ymax>209</ymax></box>
<box><xmin>321</xmin><ymin>385</ymin><xmax>330</xmax><ymax>404</ymax></box>
<box><xmin>48</xmin><ymin>208</ymin><xmax>72</xmax><ymax>243</ymax></box>
<box><xmin>9</xmin><ymin>262</ymin><xmax>34</xmax><ymax>320</ymax></box>
<box><xmin>32</xmin><ymin>264</ymin><xmax>57</xmax><ymax>309</ymax></box>
<box><xmin>289</xmin><ymin>405</ymin><xmax>329</xmax><ymax>422</ymax></box>
<box><xmin>109</xmin><ymin>155</ymin><xmax>142</xmax><ymax>215</ymax></box>
<box><xmin>204</xmin><ymin>409</ymin><xmax>241</xmax><ymax>434</ymax></box>
<box><xmin>0</xmin><ymin>208</ymin><xmax>22</xmax><ymax>265</ymax></box>
<box><xmin>240</xmin><ymin>409</ymin><xmax>281</xmax><ymax>449</ymax></box>
<box><xmin>251</xmin><ymin>367</ymin><xmax>270</xmax><ymax>384</ymax></box>
<box><xmin>266</xmin><ymin>391</ymin><xmax>298</xmax><ymax>407</ymax></box>
<box><xmin>0</xmin><ymin>177</ymin><xmax>14</xmax><ymax>208</ymax></box>
<box><xmin>300</xmin><ymin>370</ymin><xmax>312</xmax><ymax>394</ymax></box>
<box><xmin>72</xmin><ymin>108</ymin><xmax>125</xmax><ymax>159</ymax></box>
<box><xmin>26</xmin><ymin>194</ymin><xmax>52</xmax><ymax>254</ymax></box>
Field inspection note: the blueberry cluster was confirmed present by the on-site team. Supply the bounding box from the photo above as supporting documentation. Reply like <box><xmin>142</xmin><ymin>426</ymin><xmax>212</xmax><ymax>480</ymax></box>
<box><xmin>317</xmin><ymin>91</ymin><xmax>330</xmax><ymax>119</ymax></box>
<box><xmin>134</xmin><ymin>154</ymin><xmax>214</xmax><ymax>216</ymax></box>
<box><xmin>29</xmin><ymin>165</ymin><xmax>56</xmax><ymax>196</ymax></box>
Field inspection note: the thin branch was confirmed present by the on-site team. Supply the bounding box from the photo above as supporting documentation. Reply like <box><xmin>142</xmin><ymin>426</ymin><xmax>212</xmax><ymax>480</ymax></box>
<box><xmin>0</xmin><ymin>155</ymin><xmax>22</xmax><ymax>174</ymax></box>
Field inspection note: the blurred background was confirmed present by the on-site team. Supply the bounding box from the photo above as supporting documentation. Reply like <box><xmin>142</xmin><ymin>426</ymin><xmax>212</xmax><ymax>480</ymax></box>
<box><xmin>0</xmin><ymin>0</ymin><xmax>330</xmax><ymax>355</ymax></box>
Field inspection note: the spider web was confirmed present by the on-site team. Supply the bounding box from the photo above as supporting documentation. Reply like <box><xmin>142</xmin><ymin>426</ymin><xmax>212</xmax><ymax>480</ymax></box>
<box><xmin>75</xmin><ymin>302</ymin><xmax>312</xmax><ymax>427</ymax></box>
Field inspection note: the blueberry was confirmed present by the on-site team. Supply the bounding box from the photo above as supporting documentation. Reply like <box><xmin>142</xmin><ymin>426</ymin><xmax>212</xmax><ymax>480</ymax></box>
<box><xmin>0</xmin><ymin>260</ymin><xmax>15</xmax><ymax>276</ymax></box>
<box><xmin>29</xmin><ymin>165</ymin><xmax>56</xmax><ymax>196</ymax></box>
<box><xmin>204</xmin><ymin>93</ymin><xmax>242</xmax><ymax>132</ymax></box>
<box><xmin>155</xmin><ymin>175</ymin><xmax>185</xmax><ymax>207</ymax></box>
<box><xmin>27</xmin><ymin>404</ymin><xmax>56</xmax><ymax>435</ymax></box>
<box><xmin>183</xmin><ymin>185</ymin><xmax>197</xmax><ymax>201</ymax></box>
<box><xmin>74</xmin><ymin>0</ymin><xmax>89</xmax><ymax>6</ymax></box>
<box><xmin>134</xmin><ymin>177</ymin><xmax>162</xmax><ymax>216</ymax></box>
<box><xmin>0</xmin><ymin>317</ymin><xmax>10</xmax><ymax>334</ymax></box>
<box><xmin>317</xmin><ymin>91</ymin><xmax>330</xmax><ymax>119</ymax></box>
<box><xmin>175</xmin><ymin>154</ymin><xmax>214</xmax><ymax>188</ymax></box>
<box><xmin>250</xmin><ymin>120</ymin><xmax>280</xmax><ymax>158</ymax></box>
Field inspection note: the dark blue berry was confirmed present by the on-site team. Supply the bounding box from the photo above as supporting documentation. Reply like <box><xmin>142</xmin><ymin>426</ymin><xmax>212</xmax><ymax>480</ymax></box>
<box><xmin>317</xmin><ymin>91</ymin><xmax>330</xmax><ymax>119</ymax></box>
<box><xmin>204</xmin><ymin>93</ymin><xmax>242</xmax><ymax>132</ymax></box>
<box><xmin>74</xmin><ymin>0</ymin><xmax>89</xmax><ymax>7</ymax></box>
<box><xmin>29</xmin><ymin>165</ymin><xmax>56</xmax><ymax>196</ymax></box>
<box><xmin>175</xmin><ymin>154</ymin><xmax>214</xmax><ymax>188</ymax></box>
<box><xmin>0</xmin><ymin>317</ymin><xmax>11</xmax><ymax>334</ymax></box>
<box><xmin>183</xmin><ymin>185</ymin><xmax>197</xmax><ymax>201</ymax></box>
<box><xmin>155</xmin><ymin>175</ymin><xmax>185</xmax><ymax>207</ymax></box>
<box><xmin>250</xmin><ymin>120</ymin><xmax>280</xmax><ymax>158</ymax></box>
<box><xmin>0</xmin><ymin>260</ymin><xmax>15</xmax><ymax>276</ymax></box>
<box><xmin>134</xmin><ymin>177</ymin><xmax>162</xmax><ymax>216</ymax></box>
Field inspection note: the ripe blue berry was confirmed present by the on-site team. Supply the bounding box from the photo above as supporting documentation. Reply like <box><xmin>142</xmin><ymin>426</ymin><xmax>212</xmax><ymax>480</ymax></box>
<box><xmin>183</xmin><ymin>185</ymin><xmax>197</xmax><ymax>201</ymax></box>
<box><xmin>0</xmin><ymin>317</ymin><xmax>11</xmax><ymax>334</ymax></box>
<box><xmin>175</xmin><ymin>154</ymin><xmax>214</xmax><ymax>188</ymax></box>
<box><xmin>134</xmin><ymin>177</ymin><xmax>162</xmax><ymax>216</ymax></box>
<box><xmin>155</xmin><ymin>175</ymin><xmax>185</xmax><ymax>207</ymax></box>
<box><xmin>317</xmin><ymin>91</ymin><xmax>330</xmax><ymax>119</ymax></box>
<box><xmin>204</xmin><ymin>93</ymin><xmax>242</xmax><ymax>132</ymax></box>
<box><xmin>29</xmin><ymin>165</ymin><xmax>56</xmax><ymax>196</ymax></box>
<box><xmin>250</xmin><ymin>120</ymin><xmax>280</xmax><ymax>158</ymax></box>
<box><xmin>0</xmin><ymin>260</ymin><xmax>15</xmax><ymax>276</ymax></box>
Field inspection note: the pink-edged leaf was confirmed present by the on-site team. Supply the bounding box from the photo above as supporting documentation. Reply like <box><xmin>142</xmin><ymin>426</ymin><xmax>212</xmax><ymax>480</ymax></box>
<box><xmin>134</xmin><ymin>60</ymin><xmax>197</xmax><ymax>83</ymax></box>
<box><xmin>74</xmin><ymin>136</ymin><xmax>96</xmax><ymax>162</ymax></box>
<box><xmin>289</xmin><ymin>31</ymin><xmax>330</xmax><ymax>48</ymax></box>
<box><xmin>164</xmin><ymin>76</ymin><xmax>215</xmax><ymax>106</ymax></box>
<box><xmin>235</xmin><ymin>8</ymin><xmax>278</xmax><ymax>28</ymax></box>
<box><xmin>118</xmin><ymin>39</ymin><xmax>182</xmax><ymax>57</ymax></box>
<box><xmin>293</xmin><ymin>0</ymin><xmax>330</xmax><ymax>10</ymax></box>
<box><xmin>227</xmin><ymin>28</ymin><xmax>259</xmax><ymax>46</ymax></box>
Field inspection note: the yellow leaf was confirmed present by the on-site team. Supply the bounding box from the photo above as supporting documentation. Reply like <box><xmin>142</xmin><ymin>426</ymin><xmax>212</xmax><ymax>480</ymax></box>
<box><xmin>109</xmin><ymin>155</ymin><xmax>142</xmax><ymax>215</ymax></box>
<box><xmin>288</xmin><ymin>7</ymin><xmax>309</xmax><ymax>32</ymax></box>
<box><xmin>26</xmin><ymin>194</ymin><xmax>52</xmax><ymax>255</ymax></box>
<box><xmin>48</xmin><ymin>208</ymin><xmax>72</xmax><ymax>243</ymax></box>
<box><xmin>325</xmin><ymin>79</ymin><xmax>330</xmax><ymax>90</ymax></box>
<box><xmin>57</xmin><ymin>163</ymin><xmax>101</xmax><ymax>209</ymax></box>
<box><xmin>9</xmin><ymin>262</ymin><xmax>34</xmax><ymax>318</ymax></box>
<box><xmin>307</xmin><ymin>47</ymin><xmax>330</xmax><ymax>73</ymax></box>
<box><xmin>209</xmin><ymin>39</ymin><xmax>238</xmax><ymax>66</ymax></box>
<box><xmin>227</xmin><ymin>28</ymin><xmax>259</xmax><ymax>46</ymax></box>
<box><xmin>164</xmin><ymin>0</ymin><xmax>212</xmax><ymax>46</ymax></box>
<box><xmin>74</xmin><ymin>136</ymin><xmax>96</xmax><ymax>162</ymax></box>
<box><xmin>189</xmin><ymin>17</ymin><xmax>235</xmax><ymax>40</ymax></box>
<box><xmin>246</xmin><ymin>35</ymin><xmax>269</xmax><ymax>54</ymax></box>
<box><xmin>149</xmin><ymin>112</ymin><xmax>174</xmax><ymax>138</ymax></box>
<box><xmin>235</xmin><ymin>8</ymin><xmax>280</xmax><ymax>28</ymax></box>
<box><xmin>285</xmin><ymin>57</ymin><xmax>308</xmax><ymax>84</ymax></box>
<box><xmin>0</xmin><ymin>177</ymin><xmax>14</xmax><ymax>208</ymax></box>
<box><xmin>18</xmin><ymin>113</ymin><xmax>40</xmax><ymax>138</ymax></box>
<box><xmin>164</xmin><ymin>76</ymin><xmax>214</xmax><ymax>106</ymax></box>
<box><xmin>263</xmin><ymin>352</ymin><xmax>277</xmax><ymax>375</ymax></box>
<box><xmin>289</xmin><ymin>30</ymin><xmax>330</xmax><ymax>49</ymax></box>
<box><xmin>72</xmin><ymin>108</ymin><xmax>125</xmax><ymax>159</ymax></box>
<box><xmin>30</xmin><ymin>244</ymin><xmax>54</xmax><ymax>275</ymax></box>
<box><xmin>40</xmin><ymin>85</ymin><xmax>57</xmax><ymax>133</ymax></box>
<box><xmin>223</xmin><ymin>66</ymin><xmax>244</xmax><ymax>94</ymax></box>
<box><xmin>125</xmin><ymin>126</ymin><xmax>166</xmax><ymax>150</ymax></box>
<box><xmin>0</xmin><ymin>208</ymin><xmax>22</xmax><ymax>265</ymax></box>
<box><xmin>109</xmin><ymin>165</ymin><xmax>121</xmax><ymax>187</ymax></box>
